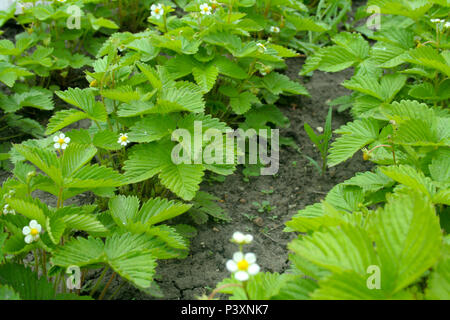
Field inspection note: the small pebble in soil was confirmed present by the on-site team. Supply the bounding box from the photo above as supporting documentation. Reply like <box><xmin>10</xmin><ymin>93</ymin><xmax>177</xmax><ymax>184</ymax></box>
<box><xmin>213</xmin><ymin>227</ymin><xmax>219</xmax><ymax>232</ymax></box>
<box><xmin>239</xmin><ymin>198</ymin><xmax>246</xmax><ymax>204</ymax></box>
<box><xmin>253</xmin><ymin>217</ymin><xmax>264</xmax><ymax>227</ymax></box>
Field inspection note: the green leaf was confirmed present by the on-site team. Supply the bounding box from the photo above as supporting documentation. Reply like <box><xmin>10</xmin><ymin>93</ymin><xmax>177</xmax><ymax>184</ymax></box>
<box><xmin>109</xmin><ymin>195</ymin><xmax>140</xmax><ymax>226</ymax></box>
<box><xmin>342</xmin><ymin>169</ymin><xmax>394</xmax><ymax>193</ymax></box>
<box><xmin>0</xmin><ymin>285</ymin><xmax>20</xmax><ymax>300</ymax></box>
<box><xmin>45</xmin><ymin>109</ymin><xmax>89</xmax><ymax>135</ymax></box>
<box><xmin>13</xmin><ymin>144</ymin><xmax>62</xmax><ymax>185</ymax></box>
<box><xmin>61</xmin><ymin>143</ymin><xmax>97</xmax><ymax>178</ymax></box>
<box><xmin>311</xmin><ymin>270</ymin><xmax>388</xmax><ymax>300</ymax></box>
<box><xmin>380</xmin><ymin>165</ymin><xmax>435</xmax><ymax>196</ymax></box>
<box><xmin>56</xmin><ymin>88</ymin><xmax>107</xmax><ymax>122</ymax></box>
<box><xmin>158</xmin><ymin>162</ymin><xmax>204</xmax><ymax>201</ymax></box>
<box><xmin>213</xmin><ymin>56</ymin><xmax>247</xmax><ymax>79</ymax></box>
<box><xmin>138</xmin><ymin>197</ymin><xmax>192</xmax><ymax>226</ymax></box>
<box><xmin>230</xmin><ymin>91</ymin><xmax>259</xmax><ymax>115</ymax></box>
<box><xmin>370</xmin><ymin>192</ymin><xmax>442</xmax><ymax>294</ymax></box>
<box><xmin>0</xmin><ymin>90</ymin><xmax>54</xmax><ymax>113</ymax></box>
<box><xmin>55</xmin><ymin>206</ymin><xmax>108</xmax><ymax>234</ymax></box>
<box><xmin>157</xmin><ymin>81</ymin><xmax>205</xmax><ymax>113</ymax></box>
<box><xmin>0</xmin><ymin>263</ymin><xmax>84</xmax><ymax>300</ymax></box>
<box><xmin>6</xmin><ymin>198</ymin><xmax>47</xmax><ymax>227</ymax></box>
<box><xmin>328</xmin><ymin>119</ymin><xmax>381</xmax><ymax>167</ymax></box>
<box><xmin>426</xmin><ymin>244</ymin><xmax>450</xmax><ymax>300</ymax></box>
<box><xmin>289</xmin><ymin>224</ymin><xmax>378</xmax><ymax>275</ymax></box>
<box><xmin>104</xmin><ymin>233</ymin><xmax>156</xmax><ymax>288</ymax></box>
<box><xmin>128</xmin><ymin>114</ymin><xmax>177</xmax><ymax>143</ymax></box>
<box><xmin>52</xmin><ymin>236</ymin><xmax>105</xmax><ymax>267</ymax></box>
<box><xmin>101</xmin><ymin>86</ymin><xmax>140</xmax><ymax>103</ymax></box>
<box><xmin>262</xmin><ymin>72</ymin><xmax>309</xmax><ymax>96</ymax></box>
<box><xmin>192</xmin><ymin>64</ymin><xmax>219</xmax><ymax>93</ymax></box>
<box><xmin>124</xmin><ymin>141</ymin><xmax>204</xmax><ymax>200</ymax></box>
<box><xmin>65</xmin><ymin>164</ymin><xmax>124</xmax><ymax>189</ymax></box>
<box><xmin>404</xmin><ymin>46</ymin><xmax>450</xmax><ymax>77</ymax></box>
<box><xmin>93</xmin><ymin>130</ymin><xmax>121</xmax><ymax>151</ymax></box>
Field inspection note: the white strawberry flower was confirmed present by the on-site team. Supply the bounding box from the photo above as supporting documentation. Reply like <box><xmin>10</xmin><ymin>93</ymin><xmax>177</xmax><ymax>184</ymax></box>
<box><xmin>431</xmin><ymin>18</ymin><xmax>444</xmax><ymax>24</ymax></box>
<box><xmin>226</xmin><ymin>252</ymin><xmax>260</xmax><ymax>281</ymax></box>
<box><xmin>231</xmin><ymin>231</ymin><xmax>253</xmax><ymax>245</ymax></box>
<box><xmin>256</xmin><ymin>42</ymin><xmax>266</xmax><ymax>53</ymax></box>
<box><xmin>118</xmin><ymin>133</ymin><xmax>129</xmax><ymax>146</ymax></box>
<box><xmin>151</xmin><ymin>3</ymin><xmax>164</xmax><ymax>19</ymax></box>
<box><xmin>200</xmin><ymin>3</ymin><xmax>212</xmax><ymax>15</ymax></box>
<box><xmin>3</xmin><ymin>190</ymin><xmax>15</xmax><ymax>200</ymax></box>
<box><xmin>270</xmin><ymin>26</ymin><xmax>280</xmax><ymax>33</ymax></box>
<box><xmin>2</xmin><ymin>204</ymin><xmax>15</xmax><ymax>215</ymax></box>
<box><xmin>445</xmin><ymin>21</ymin><xmax>450</xmax><ymax>29</ymax></box>
<box><xmin>53</xmin><ymin>133</ymin><xmax>70</xmax><ymax>150</ymax></box>
<box><xmin>22</xmin><ymin>220</ymin><xmax>42</xmax><ymax>244</ymax></box>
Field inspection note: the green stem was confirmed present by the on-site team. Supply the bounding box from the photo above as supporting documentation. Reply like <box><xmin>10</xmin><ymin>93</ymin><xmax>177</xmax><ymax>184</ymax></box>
<box><xmin>208</xmin><ymin>283</ymin><xmax>243</xmax><ymax>300</ymax></box>
<box><xmin>99</xmin><ymin>272</ymin><xmax>116</xmax><ymax>300</ymax></box>
<box><xmin>264</xmin><ymin>0</ymin><xmax>272</xmax><ymax>18</ymax></box>
<box><xmin>34</xmin><ymin>250</ymin><xmax>39</xmax><ymax>274</ymax></box>
<box><xmin>90</xmin><ymin>266</ymin><xmax>109</xmax><ymax>297</ymax></box>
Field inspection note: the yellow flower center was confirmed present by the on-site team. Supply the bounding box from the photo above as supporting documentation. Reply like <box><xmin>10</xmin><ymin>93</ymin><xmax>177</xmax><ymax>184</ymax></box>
<box><xmin>120</xmin><ymin>136</ymin><xmax>128</xmax><ymax>142</ymax></box>
<box><xmin>203</xmin><ymin>7</ymin><xmax>209</xmax><ymax>11</ymax></box>
<box><xmin>154</xmin><ymin>8</ymin><xmax>160</xmax><ymax>13</ymax></box>
<box><xmin>30</xmin><ymin>228</ymin><xmax>39</xmax><ymax>236</ymax></box>
<box><xmin>58</xmin><ymin>138</ymin><xmax>65</xmax><ymax>145</ymax></box>
<box><xmin>237</xmin><ymin>259</ymin><xmax>249</xmax><ymax>271</ymax></box>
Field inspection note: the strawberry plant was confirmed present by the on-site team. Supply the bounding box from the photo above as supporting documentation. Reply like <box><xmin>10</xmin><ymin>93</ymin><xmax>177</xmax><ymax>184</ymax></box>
<box><xmin>211</xmin><ymin>0</ymin><xmax>449</xmax><ymax>300</ymax></box>
<box><xmin>0</xmin><ymin>136</ymin><xmax>194</xmax><ymax>299</ymax></box>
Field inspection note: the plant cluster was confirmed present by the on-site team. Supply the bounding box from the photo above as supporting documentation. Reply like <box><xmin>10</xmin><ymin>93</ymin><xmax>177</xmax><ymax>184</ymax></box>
<box><xmin>0</xmin><ymin>0</ymin><xmax>350</xmax><ymax>300</ymax></box>
<box><xmin>214</xmin><ymin>0</ymin><xmax>450</xmax><ymax>300</ymax></box>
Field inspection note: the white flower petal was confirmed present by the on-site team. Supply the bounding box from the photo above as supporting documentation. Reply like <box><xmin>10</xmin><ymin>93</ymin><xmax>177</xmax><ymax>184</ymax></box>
<box><xmin>25</xmin><ymin>234</ymin><xmax>33</xmax><ymax>244</ymax></box>
<box><xmin>29</xmin><ymin>220</ymin><xmax>38</xmax><ymax>229</ymax></box>
<box><xmin>151</xmin><ymin>4</ymin><xmax>156</xmax><ymax>10</ymax></box>
<box><xmin>36</xmin><ymin>224</ymin><xmax>42</xmax><ymax>233</ymax></box>
<box><xmin>22</xmin><ymin>226</ymin><xmax>31</xmax><ymax>235</ymax></box>
<box><xmin>54</xmin><ymin>143</ymin><xmax>61</xmax><ymax>149</ymax></box>
<box><xmin>244</xmin><ymin>234</ymin><xmax>253</xmax><ymax>243</ymax></box>
<box><xmin>32</xmin><ymin>234</ymin><xmax>40</xmax><ymax>241</ymax></box>
<box><xmin>233</xmin><ymin>251</ymin><xmax>244</xmax><ymax>262</ymax></box>
<box><xmin>59</xmin><ymin>133</ymin><xmax>65</xmax><ymax>139</ymax></box>
<box><xmin>245</xmin><ymin>253</ymin><xmax>256</xmax><ymax>264</ymax></box>
<box><xmin>226</xmin><ymin>260</ymin><xmax>238</xmax><ymax>272</ymax></box>
<box><xmin>53</xmin><ymin>136</ymin><xmax>59</xmax><ymax>142</ymax></box>
<box><xmin>64</xmin><ymin>137</ymin><xmax>71</xmax><ymax>143</ymax></box>
<box><xmin>232</xmin><ymin>231</ymin><xmax>244</xmax><ymax>242</ymax></box>
<box><xmin>235</xmin><ymin>271</ymin><xmax>249</xmax><ymax>281</ymax></box>
<box><xmin>248</xmin><ymin>263</ymin><xmax>260</xmax><ymax>275</ymax></box>
<box><xmin>61</xmin><ymin>143</ymin><xmax>68</xmax><ymax>150</ymax></box>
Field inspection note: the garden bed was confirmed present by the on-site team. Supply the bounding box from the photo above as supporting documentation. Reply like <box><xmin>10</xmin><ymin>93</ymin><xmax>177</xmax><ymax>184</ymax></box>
<box><xmin>0</xmin><ymin>58</ymin><xmax>370</xmax><ymax>300</ymax></box>
<box><xmin>109</xmin><ymin>60</ymin><xmax>372</xmax><ymax>300</ymax></box>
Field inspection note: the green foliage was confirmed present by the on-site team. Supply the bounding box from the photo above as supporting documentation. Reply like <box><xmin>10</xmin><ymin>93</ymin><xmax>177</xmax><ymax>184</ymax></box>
<box><xmin>304</xmin><ymin>107</ymin><xmax>332</xmax><ymax>175</ymax></box>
